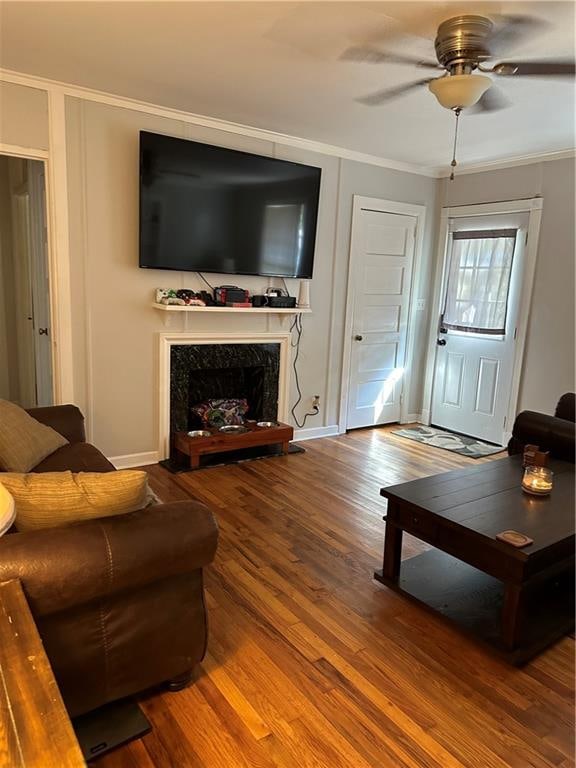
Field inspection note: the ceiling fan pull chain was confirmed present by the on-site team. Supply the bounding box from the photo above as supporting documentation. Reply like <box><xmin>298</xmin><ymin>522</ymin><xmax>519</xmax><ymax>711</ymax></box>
<box><xmin>449</xmin><ymin>107</ymin><xmax>462</xmax><ymax>181</ymax></box>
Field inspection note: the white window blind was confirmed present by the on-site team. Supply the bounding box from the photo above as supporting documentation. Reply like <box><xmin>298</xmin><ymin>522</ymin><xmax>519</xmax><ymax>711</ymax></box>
<box><xmin>442</xmin><ymin>229</ymin><xmax>517</xmax><ymax>335</ymax></box>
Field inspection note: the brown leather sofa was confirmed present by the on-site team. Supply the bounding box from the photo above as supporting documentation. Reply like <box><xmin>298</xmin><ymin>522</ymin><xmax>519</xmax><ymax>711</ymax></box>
<box><xmin>0</xmin><ymin>405</ymin><xmax>218</xmax><ymax>717</ymax></box>
<box><xmin>507</xmin><ymin>393</ymin><xmax>575</xmax><ymax>463</ymax></box>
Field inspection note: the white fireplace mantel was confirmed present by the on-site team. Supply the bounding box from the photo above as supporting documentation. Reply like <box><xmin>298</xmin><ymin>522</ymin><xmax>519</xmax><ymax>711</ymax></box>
<box><xmin>157</xmin><ymin>330</ymin><xmax>291</xmax><ymax>460</ymax></box>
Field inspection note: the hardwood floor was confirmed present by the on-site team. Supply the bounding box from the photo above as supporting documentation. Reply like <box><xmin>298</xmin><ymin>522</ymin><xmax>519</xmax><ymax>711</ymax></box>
<box><xmin>100</xmin><ymin>426</ymin><xmax>575</xmax><ymax>768</ymax></box>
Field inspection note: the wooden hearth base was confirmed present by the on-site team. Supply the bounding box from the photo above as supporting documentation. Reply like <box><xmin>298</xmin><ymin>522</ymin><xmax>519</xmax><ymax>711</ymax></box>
<box><xmin>174</xmin><ymin>422</ymin><xmax>294</xmax><ymax>469</ymax></box>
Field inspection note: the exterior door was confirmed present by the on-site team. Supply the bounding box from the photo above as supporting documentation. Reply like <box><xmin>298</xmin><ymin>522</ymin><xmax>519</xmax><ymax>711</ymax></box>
<box><xmin>431</xmin><ymin>212</ymin><xmax>529</xmax><ymax>444</ymax></box>
<box><xmin>347</xmin><ymin>208</ymin><xmax>416</xmax><ymax>429</ymax></box>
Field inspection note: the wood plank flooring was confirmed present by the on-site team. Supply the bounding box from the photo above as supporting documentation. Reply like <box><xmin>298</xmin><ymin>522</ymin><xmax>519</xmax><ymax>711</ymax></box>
<box><xmin>100</xmin><ymin>426</ymin><xmax>575</xmax><ymax>768</ymax></box>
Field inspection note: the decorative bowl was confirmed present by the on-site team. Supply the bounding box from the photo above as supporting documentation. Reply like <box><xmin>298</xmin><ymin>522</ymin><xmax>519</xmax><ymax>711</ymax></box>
<box><xmin>256</xmin><ymin>421</ymin><xmax>278</xmax><ymax>428</ymax></box>
<box><xmin>219</xmin><ymin>425</ymin><xmax>248</xmax><ymax>434</ymax></box>
<box><xmin>187</xmin><ymin>430</ymin><xmax>212</xmax><ymax>438</ymax></box>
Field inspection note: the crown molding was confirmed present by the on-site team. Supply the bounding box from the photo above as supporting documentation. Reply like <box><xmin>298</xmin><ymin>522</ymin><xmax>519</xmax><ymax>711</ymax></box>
<box><xmin>0</xmin><ymin>68</ymin><xmax>437</xmax><ymax>178</ymax></box>
<box><xmin>4</xmin><ymin>68</ymin><xmax>572</xmax><ymax>181</ymax></box>
<box><xmin>434</xmin><ymin>147</ymin><xmax>576</xmax><ymax>178</ymax></box>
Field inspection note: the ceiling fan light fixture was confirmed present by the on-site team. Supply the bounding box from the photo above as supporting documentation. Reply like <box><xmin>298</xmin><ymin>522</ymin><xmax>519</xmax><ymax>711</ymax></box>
<box><xmin>428</xmin><ymin>74</ymin><xmax>492</xmax><ymax>110</ymax></box>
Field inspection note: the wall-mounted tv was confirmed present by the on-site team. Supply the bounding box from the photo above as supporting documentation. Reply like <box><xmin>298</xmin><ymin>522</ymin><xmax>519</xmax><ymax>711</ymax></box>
<box><xmin>139</xmin><ymin>131</ymin><xmax>321</xmax><ymax>279</ymax></box>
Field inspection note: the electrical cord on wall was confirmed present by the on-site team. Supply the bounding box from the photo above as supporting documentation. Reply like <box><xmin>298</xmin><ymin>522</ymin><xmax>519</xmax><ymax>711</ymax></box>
<box><xmin>197</xmin><ymin>272</ymin><xmax>315</xmax><ymax>427</ymax></box>
<box><xmin>290</xmin><ymin>313</ymin><xmax>320</xmax><ymax>429</ymax></box>
<box><xmin>197</xmin><ymin>272</ymin><xmax>215</xmax><ymax>292</ymax></box>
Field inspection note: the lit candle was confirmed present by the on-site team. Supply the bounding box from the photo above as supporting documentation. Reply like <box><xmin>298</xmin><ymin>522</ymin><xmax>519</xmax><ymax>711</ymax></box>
<box><xmin>522</xmin><ymin>467</ymin><xmax>553</xmax><ymax>496</ymax></box>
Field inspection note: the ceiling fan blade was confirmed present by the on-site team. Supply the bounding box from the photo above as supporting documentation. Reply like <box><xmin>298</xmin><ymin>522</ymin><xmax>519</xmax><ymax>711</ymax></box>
<box><xmin>493</xmin><ymin>60</ymin><xmax>575</xmax><ymax>77</ymax></box>
<box><xmin>467</xmin><ymin>86</ymin><xmax>510</xmax><ymax>115</ymax></box>
<box><xmin>488</xmin><ymin>15</ymin><xmax>548</xmax><ymax>56</ymax></box>
<box><xmin>356</xmin><ymin>78</ymin><xmax>434</xmax><ymax>106</ymax></box>
<box><xmin>341</xmin><ymin>45</ymin><xmax>440</xmax><ymax>70</ymax></box>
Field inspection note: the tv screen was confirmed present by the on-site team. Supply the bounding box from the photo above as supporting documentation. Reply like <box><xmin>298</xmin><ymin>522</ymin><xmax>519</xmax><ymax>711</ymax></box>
<box><xmin>139</xmin><ymin>131</ymin><xmax>321</xmax><ymax>279</ymax></box>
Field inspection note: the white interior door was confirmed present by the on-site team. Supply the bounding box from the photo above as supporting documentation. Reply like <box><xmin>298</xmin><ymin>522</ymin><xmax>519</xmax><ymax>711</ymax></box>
<box><xmin>12</xmin><ymin>190</ymin><xmax>37</xmax><ymax>408</ymax></box>
<box><xmin>347</xmin><ymin>209</ymin><xmax>416</xmax><ymax>429</ymax></box>
<box><xmin>431</xmin><ymin>212</ymin><xmax>529</xmax><ymax>444</ymax></box>
<box><xmin>28</xmin><ymin>162</ymin><xmax>53</xmax><ymax>406</ymax></box>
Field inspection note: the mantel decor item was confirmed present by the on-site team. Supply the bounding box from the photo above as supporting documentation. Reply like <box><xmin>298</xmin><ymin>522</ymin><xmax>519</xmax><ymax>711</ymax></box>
<box><xmin>522</xmin><ymin>466</ymin><xmax>553</xmax><ymax>496</ymax></box>
<box><xmin>522</xmin><ymin>444</ymin><xmax>549</xmax><ymax>468</ymax></box>
<box><xmin>297</xmin><ymin>280</ymin><xmax>311</xmax><ymax>309</ymax></box>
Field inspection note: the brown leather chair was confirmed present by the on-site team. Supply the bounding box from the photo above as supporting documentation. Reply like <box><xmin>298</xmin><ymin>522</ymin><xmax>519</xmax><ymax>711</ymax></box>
<box><xmin>0</xmin><ymin>405</ymin><xmax>218</xmax><ymax>717</ymax></box>
<box><xmin>507</xmin><ymin>393</ymin><xmax>575</xmax><ymax>463</ymax></box>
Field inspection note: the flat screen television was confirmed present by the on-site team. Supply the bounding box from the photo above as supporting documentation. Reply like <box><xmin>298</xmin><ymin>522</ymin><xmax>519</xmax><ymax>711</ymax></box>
<box><xmin>139</xmin><ymin>131</ymin><xmax>321</xmax><ymax>278</ymax></box>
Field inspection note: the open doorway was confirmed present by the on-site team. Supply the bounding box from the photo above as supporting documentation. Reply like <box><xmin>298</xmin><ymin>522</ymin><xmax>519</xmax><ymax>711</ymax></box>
<box><xmin>0</xmin><ymin>154</ymin><xmax>53</xmax><ymax>408</ymax></box>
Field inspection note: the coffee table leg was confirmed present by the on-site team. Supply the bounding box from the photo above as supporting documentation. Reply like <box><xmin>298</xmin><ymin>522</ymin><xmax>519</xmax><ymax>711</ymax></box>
<box><xmin>502</xmin><ymin>582</ymin><xmax>526</xmax><ymax>650</ymax></box>
<box><xmin>382</xmin><ymin>507</ymin><xmax>403</xmax><ymax>584</ymax></box>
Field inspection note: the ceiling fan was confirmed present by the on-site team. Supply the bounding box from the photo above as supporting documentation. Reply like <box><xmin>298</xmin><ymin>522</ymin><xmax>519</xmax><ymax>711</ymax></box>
<box><xmin>342</xmin><ymin>14</ymin><xmax>575</xmax><ymax>176</ymax></box>
<box><xmin>344</xmin><ymin>14</ymin><xmax>574</xmax><ymax>111</ymax></box>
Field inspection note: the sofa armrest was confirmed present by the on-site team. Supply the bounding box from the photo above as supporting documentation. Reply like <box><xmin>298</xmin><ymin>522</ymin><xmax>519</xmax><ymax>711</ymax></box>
<box><xmin>508</xmin><ymin>410</ymin><xmax>575</xmax><ymax>462</ymax></box>
<box><xmin>26</xmin><ymin>405</ymin><xmax>86</xmax><ymax>444</ymax></box>
<box><xmin>555</xmin><ymin>393</ymin><xmax>575</xmax><ymax>423</ymax></box>
<box><xmin>0</xmin><ymin>501</ymin><xmax>218</xmax><ymax>617</ymax></box>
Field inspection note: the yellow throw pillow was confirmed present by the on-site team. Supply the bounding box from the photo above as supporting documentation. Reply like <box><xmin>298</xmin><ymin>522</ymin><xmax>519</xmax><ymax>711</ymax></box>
<box><xmin>0</xmin><ymin>399</ymin><xmax>68</xmax><ymax>472</ymax></box>
<box><xmin>0</xmin><ymin>470</ymin><xmax>149</xmax><ymax>532</ymax></box>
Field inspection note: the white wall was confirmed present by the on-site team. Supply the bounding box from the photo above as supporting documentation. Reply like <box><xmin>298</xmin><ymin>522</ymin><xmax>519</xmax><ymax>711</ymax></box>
<box><xmin>439</xmin><ymin>157</ymin><xmax>576</xmax><ymax>415</ymax></box>
<box><xmin>63</xmin><ymin>97</ymin><xmax>440</xmax><ymax>458</ymax></box>
<box><xmin>0</xmin><ymin>82</ymin><xmax>49</xmax><ymax>150</ymax></box>
<box><xmin>0</xmin><ymin>83</ymin><xmax>49</xmax><ymax>402</ymax></box>
<box><xmin>1</xmin><ymin>78</ymin><xmax>573</xmax><ymax>459</ymax></box>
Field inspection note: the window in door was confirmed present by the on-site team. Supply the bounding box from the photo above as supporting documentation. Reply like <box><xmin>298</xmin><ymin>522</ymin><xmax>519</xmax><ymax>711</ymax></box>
<box><xmin>442</xmin><ymin>229</ymin><xmax>517</xmax><ymax>336</ymax></box>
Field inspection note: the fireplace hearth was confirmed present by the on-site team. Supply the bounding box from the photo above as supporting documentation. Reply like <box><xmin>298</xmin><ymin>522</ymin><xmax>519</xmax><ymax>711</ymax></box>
<box><xmin>169</xmin><ymin>343</ymin><xmax>281</xmax><ymax>451</ymax></box>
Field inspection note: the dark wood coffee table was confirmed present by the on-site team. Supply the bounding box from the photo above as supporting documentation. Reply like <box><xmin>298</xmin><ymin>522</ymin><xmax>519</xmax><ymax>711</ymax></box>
<box><xmin>374</xmin><ymin>455</ymin><xmax>575</xmax><ymax>664</ymax></box>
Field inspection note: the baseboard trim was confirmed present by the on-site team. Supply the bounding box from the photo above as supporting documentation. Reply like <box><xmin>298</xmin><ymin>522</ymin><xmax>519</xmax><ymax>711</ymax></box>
<box><xmin>401</xmin><ymin>413</ymin><xmax>422</xmax><ymax>424</ymax></box>
<box><xmin>293</xmin><ymin>425</ymin><xmax>340</xmax><ymax>442</ymax></box>
<box><xmin>109</xmin><ymin>451</ymin><xmax>160</xmax><ymax>469</ymax></box>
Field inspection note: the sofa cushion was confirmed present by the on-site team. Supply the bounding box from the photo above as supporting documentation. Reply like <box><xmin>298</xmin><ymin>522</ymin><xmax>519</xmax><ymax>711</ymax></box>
<box><xmin>33</xmin><ymin>442</ymin><xmax>116</xmax><ymax>473</ymax></box>
<box><xmin>0</xmin><ymin>399</ymin><xmax>68</xmax><ymax>472</ymax></box>
<box><xmin>0</xmin><ymin>483</ymin><xmax>15</xmax><ymax>536</ymax></box>
<box><xmin>0</xmin><ymin>470</ymin><xmax>149</xmax><ymax>532</ymax></box>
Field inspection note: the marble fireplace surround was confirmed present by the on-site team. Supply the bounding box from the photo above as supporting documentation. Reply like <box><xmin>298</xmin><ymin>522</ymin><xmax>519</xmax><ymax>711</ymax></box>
<box><xmin>158</xmin><ymin>331</ymin><xmax>291</xmax><ymax>460</ymax></box>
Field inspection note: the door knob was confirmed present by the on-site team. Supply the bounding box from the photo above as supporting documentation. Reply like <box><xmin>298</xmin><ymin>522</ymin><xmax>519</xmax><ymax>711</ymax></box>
<box><xmin>355</xmin><ymin>334</ymin><xmax>363</xmax><ymax>341</ymax></box>
<box><xmin>437</xmin><ymin>338</ymin><xmax>446</xmax><ymax>346</ymax></box>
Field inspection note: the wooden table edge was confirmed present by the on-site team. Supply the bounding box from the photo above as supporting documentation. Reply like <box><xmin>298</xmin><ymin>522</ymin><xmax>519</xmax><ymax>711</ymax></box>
<box><xmin>0</xmin><ymin>579</ymin><xmax>85</xmax><ymax>768</ymax></box>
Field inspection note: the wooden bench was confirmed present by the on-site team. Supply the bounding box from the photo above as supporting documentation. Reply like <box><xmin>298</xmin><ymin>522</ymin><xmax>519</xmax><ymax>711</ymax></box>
<box><xmin>175</xmin><ymin>421</ymin><xmax>294</xmax><ymax>469</ymax></box>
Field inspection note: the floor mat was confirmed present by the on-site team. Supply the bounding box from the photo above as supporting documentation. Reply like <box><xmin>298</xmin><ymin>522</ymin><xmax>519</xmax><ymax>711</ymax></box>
<box><xmin>391</xmin><ymin>425</ymin><xmax>505</xmax><ymax>458</ymax></box>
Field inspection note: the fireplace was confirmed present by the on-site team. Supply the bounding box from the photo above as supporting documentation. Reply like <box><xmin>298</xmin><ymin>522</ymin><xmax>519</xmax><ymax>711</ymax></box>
<box><xmin>158</xmin><ymin>332</ymin><xmax>291</xmax><ymax>461</ymax></box>
<box><xmin>170</xmin><ymin>343</ymin><xmax>280</xmax><ymax>436</ymax></box>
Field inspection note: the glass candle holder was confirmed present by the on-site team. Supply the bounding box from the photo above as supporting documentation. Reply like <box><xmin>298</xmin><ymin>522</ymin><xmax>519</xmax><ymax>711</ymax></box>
<box><xmin>522</xmin><ymin>466</ymin><xmax>553</xmax><ymax>496</ymax></box>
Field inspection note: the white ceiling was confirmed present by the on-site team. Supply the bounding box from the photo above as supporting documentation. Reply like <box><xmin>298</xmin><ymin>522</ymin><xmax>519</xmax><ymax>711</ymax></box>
<box><xmin>1</xmin><ymin>1</ymin><xmax>574</xmax><ymax>171</ymax></box>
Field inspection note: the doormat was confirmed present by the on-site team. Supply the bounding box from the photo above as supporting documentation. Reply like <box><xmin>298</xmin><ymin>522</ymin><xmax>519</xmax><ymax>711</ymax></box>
<box><xmin>160</xmin><ymin>442</ymin><xmax>305</xmax><ymax>473</ymax></box>
<box><xmin>391</xmin><ymin>426</ymin><xmax>505</xmax><ymax>459</ymax></box>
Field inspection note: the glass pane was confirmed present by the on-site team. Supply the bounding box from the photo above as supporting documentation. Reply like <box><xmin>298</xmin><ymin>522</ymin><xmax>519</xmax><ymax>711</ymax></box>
<box><xmin>443</xmin><ymin>231</ymin><xmax>516</xmax><ymax>334</ymax></box>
